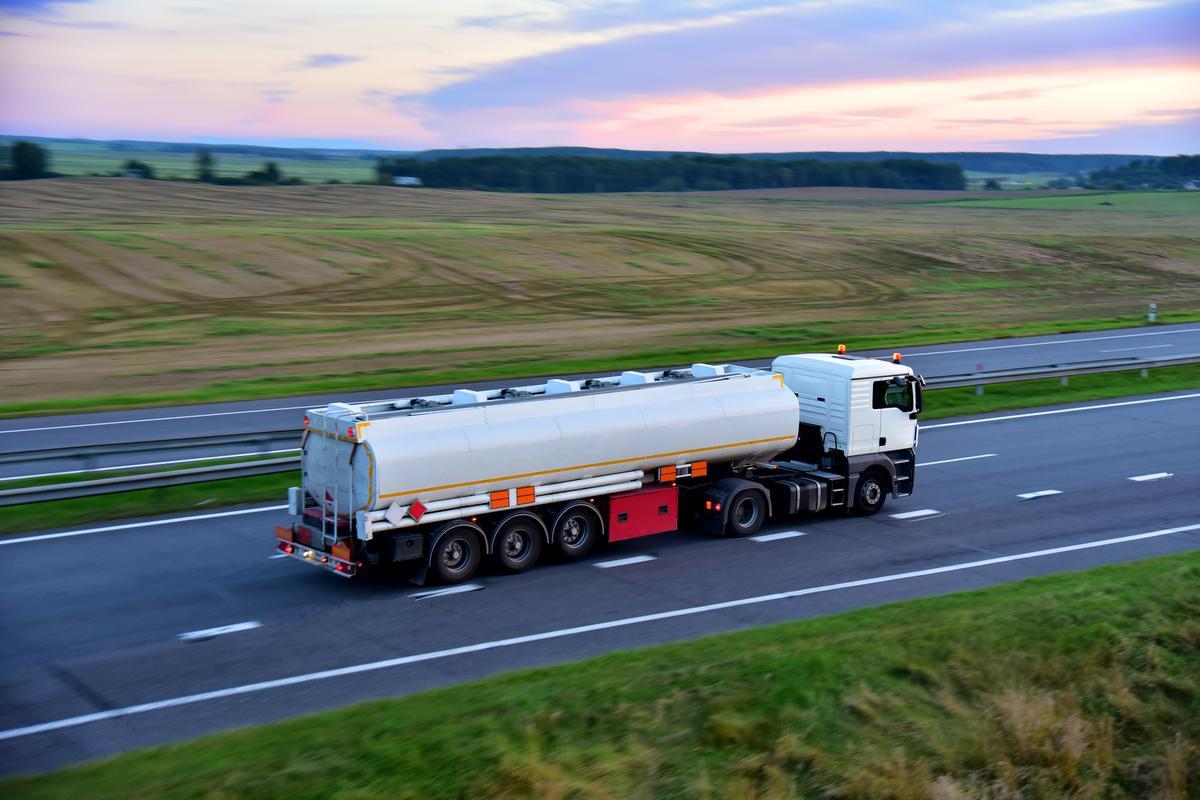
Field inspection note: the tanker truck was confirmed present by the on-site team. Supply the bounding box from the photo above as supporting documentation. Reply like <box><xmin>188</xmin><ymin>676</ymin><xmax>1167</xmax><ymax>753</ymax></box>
<box><xmin>275</xmin><ymin>353</ymin><xmax>923</xmax><ymax>582</ymax></box>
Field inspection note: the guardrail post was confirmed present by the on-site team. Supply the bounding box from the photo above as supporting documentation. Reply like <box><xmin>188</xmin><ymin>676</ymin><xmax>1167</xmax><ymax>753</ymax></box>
<box><xmin>975</xmin><ymin>384</ymin><xmax>984</xmax><ymax>396</ymax></box>
<box><xmin>1148</xmin><ymin>302</ymin><xmax>1157</xmax><ymax>323</ymax></box>
<box><xmin>1140</xmin><ymin>368</ymin><xmax>1148</xmax><ymax>378</ymax></box>
<box><xmin>1060</xmin><ymin>376</ymin><xmax>1069</xmax><ymax>387</ymax></box>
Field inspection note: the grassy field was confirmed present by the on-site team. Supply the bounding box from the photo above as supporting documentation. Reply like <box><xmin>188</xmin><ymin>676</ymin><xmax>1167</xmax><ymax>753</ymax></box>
<box><xmin>27</xmin><ymin>140</ymin><xmax>378</xmax><ymax>183</ymax></box>
<box><xmin>2</xmin><ymin>180</ymin><xmax>1198</xmax><ymax>414</ymax></box>
<box><xmin>5</xmin><ymin>549</ymin><xmax>1197</xmax><ymax>798</ymax></box>
<box><xmin>3</xmin><ymin>364</ymin><xmax>1196</xmax><ymax>536</ymax></box>
<box><xmin>941</xmin><ymin>191</ymin><xmax>1200</xmax><ymax>212</ymax></box>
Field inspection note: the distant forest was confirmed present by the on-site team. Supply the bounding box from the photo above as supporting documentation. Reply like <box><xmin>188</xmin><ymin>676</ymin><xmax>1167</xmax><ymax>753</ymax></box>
<box><xmin>374</xmin><ymin>154</ymin><xmax>966</xmax><ymax>192</ymax></box>
<box><xmin>1084</xmin><ymin>155</ymin><xmax>1199</xmax><ymax>190</ymax></box>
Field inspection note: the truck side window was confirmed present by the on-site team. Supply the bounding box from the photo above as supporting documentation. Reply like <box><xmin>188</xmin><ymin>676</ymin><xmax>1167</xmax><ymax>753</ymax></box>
<box><xmin>873</xmin><ymin>380</ymin><xmax>913</xmax><ymax>411</ymax></box>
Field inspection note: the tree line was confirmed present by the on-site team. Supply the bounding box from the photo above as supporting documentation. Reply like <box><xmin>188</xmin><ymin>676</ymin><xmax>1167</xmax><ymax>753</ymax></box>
<box><xmin>1083</xmin><ymin>155</ymin><xmax>1199</xmax><ymax>190</ymax></box>
<box><xmin>0</xmin><ymin>141</ymin><xmax>304</xmax><ymax>184</ymax></box>
<box><xmin>374</xmin><ymin>153</ymin><xmax>967</xmax><ymax>192</ymax></box>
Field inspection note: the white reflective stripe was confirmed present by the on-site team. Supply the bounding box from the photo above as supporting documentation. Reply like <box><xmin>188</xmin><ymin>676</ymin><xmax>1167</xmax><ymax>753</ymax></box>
<box><xmin>594</xmin><ymin>555</ymin><xmax>657</xmax><ymax>568</ymax></box>
<box><xmin>1017</xmin><ymin>490</ymin><xmax>1062</xmax><ymax>500</ymax></box>
<box><xmin>1129</xmin><ymin>472</ymin><xmax>1173</xmax><ymax>482</ymax></box>
<box><xmin>750</xmin><ymin>531</ymin><xmax>807</xmax><ymax>542</ymax></box>
<box><xmin>918</xmin><ymin>454</ymin><xmax>997</xmax><ymax>467</ymax></box>
<box><xmin>3</xmin><ymin>521</ymin><xmax>1197</xmax><ymax>743</ymax></box>
<box><xmin>177</xmin><ymin>621</ymin><xmax>262</xmax><ymax>641</ymax></box>
<box><xmin>890</xmin><ymin>509</ymin><xmax>941</xmax><ymax>519</ymax></box>
<box><xmin>408</xmin><ymin>584</ymin><xmax>484</xmax><ymax>600</ymax></box>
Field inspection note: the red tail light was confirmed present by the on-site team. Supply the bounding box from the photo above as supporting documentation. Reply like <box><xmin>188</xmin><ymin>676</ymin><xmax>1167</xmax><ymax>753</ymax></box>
<box><xmin>282</xmin><ymin>543</ymin><xmax>294</xmax><ymax>554</ymax></box>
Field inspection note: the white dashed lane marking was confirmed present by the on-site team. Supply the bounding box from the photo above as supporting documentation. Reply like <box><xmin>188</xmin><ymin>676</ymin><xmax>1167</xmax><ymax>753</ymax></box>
<box><xmin>178</xmin><ymin>621</ymin><xmax>262</xmax><ymax>642</ymax></box>
<box><xmin>750</xmin><ymin>530</ymin><xmax>808</xmax><ymax>542</ymax></box>
<box><xmin>594</xmin><ymin>555</ymin><xmax>657</xmax><ymax>569</ymax></box>
<box><xmin>918</xmin><ymin>453</ymin><xmax>997</xmax><ymax>467</ymax></box>
<box><xmin>890</xmin><ymin>509</ymin><xmax>942</xmax><ymax>520</ymax></box>
<box><xmin>1017</xmin><ymin>490</ymin><xmax>1063</xmax><ymax>500</ymax></box>
<box><xmin>408</xmin><ymin>584</ymin><xmax>484</xmax><ymax>600</ymax></box>
<box><xmin>1129</xmin><ymin>472</ymin><xmax>1173</xmax><ymax>482</ymax></box>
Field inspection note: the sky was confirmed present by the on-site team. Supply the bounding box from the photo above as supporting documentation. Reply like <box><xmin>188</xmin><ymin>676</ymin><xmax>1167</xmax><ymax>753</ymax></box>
<box><xmin>0</xmin><ymin>0</ymin><xmax>1196</xmax><ymax>153</ymax></box>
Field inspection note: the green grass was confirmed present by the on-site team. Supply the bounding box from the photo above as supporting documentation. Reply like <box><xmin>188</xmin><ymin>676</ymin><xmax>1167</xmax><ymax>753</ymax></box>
<box><xmin>2</xmin><ymin>364</ymin><xmax>1195</xmax><ymax>537</ymax></box>
<box><xmin>6</xmin><ymin>550</ymin><xmax>1197</xmax><ymax>798</ymax></box>
<box><xmin>3</xmin><ymin>312</ymin><xmax>1198</xmax><ymax>419</ymax></box>
<box><xmin>920</xmin><ymin>363</ymin><xmax>1200</xmax><ymax>420</ymax></box>
<box><xmin>939</xmin><ymin>191</ymin><xmax>1200</xmax><ymax>212</ymax></box>
<box><xmin>0</xmin><ymin>472</ymin><xmax>294</xmax><ymax>537</ymax></box>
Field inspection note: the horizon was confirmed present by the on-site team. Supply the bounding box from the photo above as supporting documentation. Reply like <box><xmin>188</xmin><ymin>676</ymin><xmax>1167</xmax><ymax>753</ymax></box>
<box><xmin>1</xmin><ymin>1</ymin><xmax>1197</xmax><ymax>155</ymax></box>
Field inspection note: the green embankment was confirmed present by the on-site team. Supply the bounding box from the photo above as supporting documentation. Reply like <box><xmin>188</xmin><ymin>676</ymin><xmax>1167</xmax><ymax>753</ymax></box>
<box><xmin>6</xmin><ymin>551</ymin><xmax>1198</xmax><ymax>798</ymax></box>
<box><xmin>2</xmin><ymin>312</ymin><xmax>1198</xmax><ymax>419</ymax></box>
<box><xmin>2</xmin><ymin>364</ymin><xmax>1197</xmax><ymax>537</ymax></box>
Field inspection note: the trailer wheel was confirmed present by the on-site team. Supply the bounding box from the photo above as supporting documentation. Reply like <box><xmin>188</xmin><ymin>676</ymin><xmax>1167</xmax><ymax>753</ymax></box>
<box><xmin>726</xmin><ymin>490</ymin><xmax>766</xmax><ymax>537</ymax></box>
<box><xmin>431</xmin><ymin>524</ymin><xmax>483</xmax><ymax>584</ymax></box>
<box><xmin>552</xmin><ymin>502</ymin><xmax>602</xmax><ymax>559</ymax></box>
<box><xmin>853</xmin><ymin>469</ymin><xmax>888</xmax><ymax>516</ymax></box>
<box><xmin>493</xmin><ymin>514</ymin><xmax>544</xmax><ymax>573</ymax></box>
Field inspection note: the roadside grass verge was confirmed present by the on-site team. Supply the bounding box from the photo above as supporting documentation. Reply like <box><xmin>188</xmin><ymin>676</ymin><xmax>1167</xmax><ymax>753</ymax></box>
<box><xmin>919</xmin><ymin>363</ymin><xmax>1200</xmax><ymax>420</ymax></box>
<box><xmin>5</xmin><ymin>550</ymin><xmax>1198</xmax><ymax>798</ymax></box>
<box><xmin>1</xmin><ymin>364</ymin><xmax>1196</xmax><ymax>537</ymax></box>
<box><xmin>2</xmin><ymin>313</ymin><xmax>1198</xmax><ymax>419</ymax></box>
<box><xmin>0</xmin><ymin>473</ymin><xmax>293</xmax><ymax>537</ymax></box>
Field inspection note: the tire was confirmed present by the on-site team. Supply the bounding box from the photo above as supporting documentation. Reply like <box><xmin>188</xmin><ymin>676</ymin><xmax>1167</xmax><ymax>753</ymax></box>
<box><xmin>552</xmin><ymin>503</ymin><xmax>602</xmax><ymax>559</ymax></box>
<box><xmin>431</xmin><ymin>525</ymin><xmax>483</xmax><ymax>584</ymax></box>
<box><xmin>493</xmin><ymin>514</ymin><xmax>544</xmax><ymax>573</ymax></box>
<box><xmin>726</xmin><ymin>489</ymin><xmax>766</xmax><ymax>537</ymax></box>
<box><xmin>853</xmin><ymin>469</ymin><xmax>888</xmax><ymax>516</ymax></box>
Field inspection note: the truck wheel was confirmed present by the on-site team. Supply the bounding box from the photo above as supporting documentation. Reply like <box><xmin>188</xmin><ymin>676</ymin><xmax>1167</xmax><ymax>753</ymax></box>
<box><xmin>493</xmin><ymin>515</ymin><xmax>544</xmax><ymax>573</ymax></box>
<box><xmin>853</xmin><ymin>470</ymin><xmax>888</xmax><ymax>516</ymax></box>
<box><xmin>431</xmin><ymin>525</ymin><xmax>483</xmax><ymax>584</ymax></box>
<box><xmin>726</xmin><ymin>490</ymin><xmax>766</xmax><ymax>537</ymax></box>
<box><xmin>552</xmin><ymin>502</ymin><xmax>602</xmax><ymax>559</ymax></box>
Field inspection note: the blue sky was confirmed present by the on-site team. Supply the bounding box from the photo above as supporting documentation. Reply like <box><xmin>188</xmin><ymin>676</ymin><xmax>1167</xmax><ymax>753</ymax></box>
<box><xmin>1</xmin><ymin>0</ymin><xmax>1196</xmax><ymax>152</ymax></box>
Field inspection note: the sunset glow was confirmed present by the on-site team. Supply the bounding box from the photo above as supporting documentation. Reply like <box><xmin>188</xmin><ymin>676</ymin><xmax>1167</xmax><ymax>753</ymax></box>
<box><xmin>0</xmin><ymin>0</ymin><xmax>1196</xmax><ymax>152</ymax></box>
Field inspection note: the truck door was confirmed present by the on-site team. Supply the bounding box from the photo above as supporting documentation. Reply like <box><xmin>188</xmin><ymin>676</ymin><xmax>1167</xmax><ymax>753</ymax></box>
<box><xmin>873</xmin><ymin>378</ymin><xmax>917</xmax><ymax>451</ymax></box>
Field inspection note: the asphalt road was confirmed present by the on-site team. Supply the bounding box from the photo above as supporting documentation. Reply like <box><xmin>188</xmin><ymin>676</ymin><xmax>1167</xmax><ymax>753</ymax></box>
<box><xmin>2</xmin><ymin>323</ymin><xmax>1197</xmax><ymax>472</ymax></box>
<box><xmin>1</xmin><ymin>388</ymin><xmax>1197</xmax><ymax>775</ymax></box>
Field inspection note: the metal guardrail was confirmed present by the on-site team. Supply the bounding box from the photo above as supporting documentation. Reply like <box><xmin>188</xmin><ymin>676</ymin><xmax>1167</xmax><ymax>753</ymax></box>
<box><xmin>0</xmin><ymin>429</ymin><xmax>298</xmax><ymax>466</ymax></box>
<box><xmin>923</xmin><ymin>352</ymin><xmax>1200</xmax><ymax>389</ymax></box>
<box><xmin>1</xmin><ymin>351</ymin><xmax>1195</xmax><ymax>508</ymax></box>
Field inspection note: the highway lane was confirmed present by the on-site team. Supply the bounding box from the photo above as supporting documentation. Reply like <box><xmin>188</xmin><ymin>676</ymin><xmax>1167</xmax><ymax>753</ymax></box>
<box><xmin>1</xmin><ymin>389</ymin><xmax>1197</xmax><ymax>775</ymax></box>
<box><xmin>2</xmin><ymin>323</ymin><xmax>1197</xmax><ymax>471</ymax></box>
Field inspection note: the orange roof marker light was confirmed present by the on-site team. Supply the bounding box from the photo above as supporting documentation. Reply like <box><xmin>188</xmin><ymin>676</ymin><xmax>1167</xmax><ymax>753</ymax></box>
<box><xmin>837</xmin><ymin>344</ymin><xmax>847</xmax><ymax>355</ymax></box>
<box><xmin>892</xmin><ymin>352</ymin><xmax>902</xmax><ymax>363</ymax></box>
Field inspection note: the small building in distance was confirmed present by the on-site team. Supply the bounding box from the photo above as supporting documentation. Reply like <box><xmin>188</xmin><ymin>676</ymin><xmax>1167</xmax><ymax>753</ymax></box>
<box><xmin>392</xmin><ymin>176</ymin><xmax>423</xmax><ymax>187</ymax></box>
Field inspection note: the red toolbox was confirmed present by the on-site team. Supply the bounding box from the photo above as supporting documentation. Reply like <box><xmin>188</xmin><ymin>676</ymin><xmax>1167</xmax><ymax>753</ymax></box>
<box><xmin>608</xmin><ymin>484</ymin><xmax>679</xmax><ymax>542</ymax></box>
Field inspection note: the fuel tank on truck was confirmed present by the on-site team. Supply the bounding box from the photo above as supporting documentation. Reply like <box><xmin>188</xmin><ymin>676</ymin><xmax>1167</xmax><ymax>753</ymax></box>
<box><xmin>301</xmin><ymin>369</ymin><xmax>800</xmax><ymax>516</ymax></box>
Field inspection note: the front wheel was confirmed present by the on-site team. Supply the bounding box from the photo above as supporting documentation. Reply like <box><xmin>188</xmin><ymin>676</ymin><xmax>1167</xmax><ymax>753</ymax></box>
<box><xmin>853</xmin><ymin>470</ymin><xmax>888</xmax><ymax>516</ymax></box>
<box><xmin>726</xmin><ymin>490</ymin><xmax>766</xmax><ymax>537</ymax></box>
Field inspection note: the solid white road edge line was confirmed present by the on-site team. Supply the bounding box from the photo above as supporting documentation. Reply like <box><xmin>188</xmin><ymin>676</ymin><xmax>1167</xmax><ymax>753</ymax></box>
<box><xmin>178</xmin><ymin>621</ymin><xmax>262</xmax><ymax>642</ymax></box>
<box><xmin>0</xmin><ymin>505</ymin><xmax>289</xmax><ymax>546</ymax></box>
<box><xmin>1018</xmin><ymin>490</ymin><xmax>1063</xmax><ymax>500</ymax></box>
<box><xmin>890</xmin><ymin>509</ymin><xmax>941</xmax><ymax>520</ymax></box>
<box><xmin>4</xmin><ymin>449</ymin><xmax>299</xmax><ymax>482</ymax></box>
<box><xmin>408</xmin><ymin>584</ymin><xmax>484</xmax><ymax>600</ymax></box>
<box><xmin>918</xmin><ymin>454</ymin><xmax>997</xmax><ymax>467</ymax></box>
<box><xmin>594</xmin><ymin>554</ymin><xmax>658</xmax><ymax>568</ymax></box>
<box><xmin>1129</xmin><ymin>472</ymin><xmax>1173</xmax><ymax>482</ymax></box>
<box><xmin>4</xmin><ymin>521</ymin><xmax>1197</xmax><ymax>743</ymax></box>
<box><xmin>922</xmin><ymin>392</ymin><xmax>1200</xmax><ymax>429</ymax></box>
<box><xmin>750</xmin><ymin>530</ymin><xmax>807</xmax><ymax>542</ymax></box>
<box><xmin>1100</xmin><ymin>344</ymin><xmax>1175</xmax><ymax>353</ymax></box>
<box><xmin>898</xmin><ymin>327</ymin><xmax>1200</xmax><ymax>358</ymax></box>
